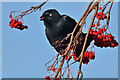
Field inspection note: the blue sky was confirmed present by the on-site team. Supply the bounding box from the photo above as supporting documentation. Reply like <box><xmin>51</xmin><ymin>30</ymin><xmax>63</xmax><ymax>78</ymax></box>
<box><xmin>1</xmin><ymin>2</ymin><xmax>119</xmax><ymax>78</ymax></box>
<box><xmin>0</xmin><ymin>2</ymin><xmax>2</xmax><ymax>79</ymax></box>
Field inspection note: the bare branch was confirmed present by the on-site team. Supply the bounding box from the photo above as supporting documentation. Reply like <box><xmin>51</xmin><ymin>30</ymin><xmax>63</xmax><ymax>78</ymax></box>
<box><xmin>76</xmin><ymin>4</ymin><xmax>99</xmax><ymax>80</ymax></box>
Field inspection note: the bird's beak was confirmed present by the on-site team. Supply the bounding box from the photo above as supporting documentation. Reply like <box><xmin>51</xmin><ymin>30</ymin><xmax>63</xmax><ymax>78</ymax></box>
<box><xmin>40</xmin><ymin>16</ymin><xmax>44</xmax><ymax>21</ymax></box>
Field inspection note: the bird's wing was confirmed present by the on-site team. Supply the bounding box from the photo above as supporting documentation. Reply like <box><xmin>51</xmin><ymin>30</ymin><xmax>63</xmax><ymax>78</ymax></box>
<box><xmin>62</xmin><ymin>15</ymin><xmax>77</xmax><ymax>28</ymax></box>
<box><xmin>61</xmin><ymin>15</ymin><xmax>94</xmax><ymax>57</ymax></box>
<box><xmin>61</xmin><ymin>15</ymin><xmax>81</xmax><ymax>36</ymax></box>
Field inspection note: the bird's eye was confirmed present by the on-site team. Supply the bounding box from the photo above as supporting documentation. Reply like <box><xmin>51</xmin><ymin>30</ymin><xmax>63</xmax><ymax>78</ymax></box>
<box><xmin>49</xmin><ymin>14</ymin><xmax>52</xmax><ymax>17</ymax></box>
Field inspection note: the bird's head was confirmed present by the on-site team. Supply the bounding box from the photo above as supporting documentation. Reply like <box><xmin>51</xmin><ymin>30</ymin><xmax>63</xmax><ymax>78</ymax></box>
<box><xmin>40</xmin><ymin>9</ymin><xmax>61</xmax><ymax>24</ymax></box>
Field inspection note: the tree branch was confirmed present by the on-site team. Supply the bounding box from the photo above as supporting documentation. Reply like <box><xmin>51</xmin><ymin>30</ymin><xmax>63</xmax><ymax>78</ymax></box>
<box><xmin>76</xmin><ymin>1</ymin><xmax>99</xmax><ymax>79</ymax></box>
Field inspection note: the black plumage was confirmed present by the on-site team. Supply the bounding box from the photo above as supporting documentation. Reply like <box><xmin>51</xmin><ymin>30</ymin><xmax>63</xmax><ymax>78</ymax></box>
<box><xmin>40</xmin><ymin>9</ymin><xmax>93</xmax><ymax>57</ymax></box>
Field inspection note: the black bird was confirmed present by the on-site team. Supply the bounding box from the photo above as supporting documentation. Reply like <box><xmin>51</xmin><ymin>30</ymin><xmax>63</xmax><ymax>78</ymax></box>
<box><xmin>40</xmin><ymin>9</ymin><xmax>93</xmax><ymax>57</ymax></box>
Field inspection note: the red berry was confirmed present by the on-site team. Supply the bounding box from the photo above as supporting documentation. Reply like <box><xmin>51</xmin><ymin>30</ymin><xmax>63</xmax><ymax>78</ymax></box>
<box><xmin>14</xmin><ymin>24</ymin><xmax>17</xmax><ymax>28</ymax></box>
<box><xmin>97</xmin><ymin>22</ymin><xmax>100</xmax><ymax>26</ymax></box>
<box><xmin>9</xmin><ymin>23</ymin><xmax>11</xmax><ymax>26</ymax></box>
<box><xmin>55</xmin><ymin>78</ymin><xmax>60</xmax><ymax>80</ymax></box>
<box><xmin>91</xmin><ymin>53</ymin><xmax>94</xmax><ymax>56</ymax></box>
<box><xmin>114</xmin><ymin>42</ymin><xmax>118</xmax><ymax>46</ymax></box>
<box><xmin>103</xmin><ymin>28</ymin><xmax>106</xmax><ymax>32</ymax></box>
<box><xmin>102</xmin><ymin>17</ymin><xmax>104</xmax><ymax>20</ymax></box>
<box><xmin>99</xmin><ymin>12</ymin><xmax>103</xmax><ymax>15</ymax></box>
<box><xmin>72</xmin><ymin>53</ymin><xmax>75</xmax><ymax>56</ymax></box>
<box><xmin>11</xmin><ymin>22</ymin><xmax>14</xmax><ymax>26</ymax></box>
<box><xmin>94</xmin><ymin>32</ymin><xmax>98</xmax><ymax>36</ymax></box>
<box><xmin>90</xmin><ymin>29</ymin><xmax>93</xmax><ymax>32</ymax></box>
<box><xmin>83</xmin><ymin>57</ymin><xmax>90</xmax><ymax>64</ymax></box>
<box><xmin>99</xmin><ymin>28</ymin><xmax>103</xmax><ymax>32</ymax></box>
<box><xmin>52</xmin><ymin>68</ymin><xmax>55</xmax><ymax>71</ymax></box>
<box><xmin>13</xmin><ymin>24</ymin><xmax>16</xmax><ymax>28</ymax></box>
<box><xmin>45</xmin><ymin>76</ymin><xmax>50</xmax><ymax>80</ymax></box>
<box><xmin>96</xmin><ymin>11</ymin><xmax>99</xmax><ymax>15</ymax></box>
<box><xmin>97</xmin><ymin>35</ymin><xmax>103</xmax><ymax>39</ymax></box>
<box><xmin>113</xmin><ymin>40</ymin><xmax>118</xmax><ymax>46</ymax></box>
<box><xmin>92</xmin><ymin>24</ymin><xmax>95</xmax><ymax>27</ymax></box>
<box><xmin>100</xmin><ymin>31</ymin><xmax>103</xmax><ymax>34</ymax></box>
<box><xmin>111</xmin><ymin>43</ymin><xmax>115</xmax><ymax>47</ymax></box>
<box><xmin>90</xmin><ymin>53</ymin><xmax>95</xmax><ymax>59</ymax></box>
<box><xmin>65</xmin><ymin>54</ymin><xmax>68</xmax><ymax>60</ymax></box>
<box><xmin>24</xmin><ymin>26</ymin><xmax>28</xmax><ymax>29</ymax></box>
<box><xmin>96</xmin><ymin>15</ymin><xmax>98</xmax><ymax>18</ymax></box>
<box><xmin>106</xmin><ymin>38</ymin><xmax>109</xmax><ymax>41</ymax></box>
<box><xmin>17</xmin><ymin>26</ymin><xmax>20</xmax><ymax>29</ymax></box>
<box><xmin>97</xmin><ymin>16</ymin><xmax>101</xmax><ymax>20</ymax></box>
<box><xmin>93</xmin><ymin>32</ymin><xmax>98</xmax><ymax>36</ymax></box>
<box><xmin>14</xmin><ymin>24</ymin><xmax>16</xmax><ymax>27</ymax></box>
<box><xmin>9</xmin><ymin>15</ymin><xmax>12</xmax><ymax>18</ymax></box>
<box><xmin>99</xmin><ymin>7</ymin><xmax>102</xmax><ymax>10</ymax></box>
<box><xmin>84</xmin><ymin>52</ymin><xmax>87</xmax><ymax>57</ymax></box>
<box><xmin>90</xmin><ymin>51</ymin><xmax>93</xmax><ymax>53</ymax></box>
<box><xmin>73</xmin><ymin>56</ymin><xmax>77</xmax><ymax>62</ymax></box>
<box><xmin>102</xmin><ymin>14</ymin><xmax>105</xmax><ymax>17</ymax></box>
<box><xmin>90</xmin><ymin>31</ymin><xmax>93</xmax><ymax>34</ymax></box>
<box><xmin>102</xmin><ymin>34</ymin><xmax>106</xmax><ymax>39</ymax></box>
<box><xmin>18</xmin><ymin>21</ymin><xmax>22</xmax><ymax>25</ymax></box>
<box><xmin>12</xmin><ymin>19</ymin><xmax>16</xmax><ymax>24</ymax></box>
<box><xmin>104</xmin><ymin>16</ymin><xmax>107</xmax><ymax>19</ymax></box>
<box><xmin>21</xmin><ymin>26</ymin><xmax>24</xmax><ymax>29</ymax></box>
<box><xmin>11</xmin><ymin>18</ymin><xmax>14</xmax><ymax>22</ymax></box>
<box><xmin>97</xmin><ymin>31</ymin><xmax>101</xmax><ymax>35</ymax></box>
<box><xmin>86</xmin><ymin>53</ymin><xmax>90</xmax><ymax>58</ymax></box>
<box><xmin>109</xmin><ymin>38</ymin><xmax>112</xmax><ymax>42</ymax></box>
<box><xmin>11</xmin><ymin>26</ymin><xmax>14</xmax><ymax>28</ymax></box>
<box><xmin>103</xmin><ymin>39</ymin><xmax>106</xmax><ymax>42</ymax></box>
<box><xmin>15</xmin><ymin>22</ymin><xmax>19</xmax><ymax>27</ymax></box>
<box><xmin>85</xmin><ymin>62</ymin><xmax>88</xmax><ymax>65</ymax></box>
<box><xmin>65</xmin><ymin>57</ymin><xmax>68</xmax><ymax>60</ymax></box>
<box><xmin>107</xmin><ymin>34</ymin><xmax>112</xmax><ymax>38</ymax></box>
<box><xmin>89</xmin><ymin>55</ymin><xmax>92</xmax><ymax>59</ymax></box>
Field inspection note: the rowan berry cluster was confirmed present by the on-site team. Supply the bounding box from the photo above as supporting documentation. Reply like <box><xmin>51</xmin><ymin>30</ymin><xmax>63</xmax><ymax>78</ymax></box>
<box><xmin>90</xmin><ymin>23</ymin><xmax>118</xmax><ymax>48</ymax></box>
<box><xmin>72</xmin><ymin>51</ymin><xmax>95</xmax><ymax>65</ymax></box>
<box><xmin>9</xmin><ymin>15</ymin><xmax>28</xmax><ymax>30</ymax></box>
<box><xmin>96</xmin><ymin>7</ymin><xmax>107</xmax><ymax>20</ymax></box>
<box><xmin>82</xmin><ymin>51</ymin><xmax>95</xmax><ymax>64</ymax></box>
<box><xmin>96</xmin><ymin>12</ymin><xmax>107</xmax><ymax>20</ymax></box>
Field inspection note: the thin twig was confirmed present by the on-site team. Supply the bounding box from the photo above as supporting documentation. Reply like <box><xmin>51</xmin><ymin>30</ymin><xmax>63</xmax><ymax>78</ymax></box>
<box><xmin>45</xmin><ymin>53</ymin><xmax>60</xmax><ymax>66</ymax></box>
<box><xmin>76</xmin><ymin>3</ymin><xmax>99</xmax><ymax>80</ymax></box>
<box><xmin>54</xmin><ymin>1</ymin><xmax>95</xmax><ymax>78</ymax></box>
<box><xmin>19</xmin><ymin>0</ymin><xmax>48</xmax><ymax>18</ymax></box>
<box><xmin>102</xmin><ymin>0</ymin><xmax>111</xmax><ymax>12</ymax></box>
<box><xmin>107</xmin><ymin>0</ymin><xmax>114</xmax><ymax>33</ymax></box>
